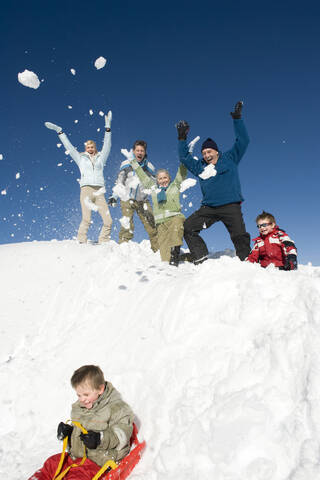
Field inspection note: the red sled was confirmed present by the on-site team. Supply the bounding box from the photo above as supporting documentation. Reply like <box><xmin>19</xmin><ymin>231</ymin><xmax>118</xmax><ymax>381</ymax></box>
<box><xmin>103</xmin><ymin>423</ymin><xmax>146</xmax><ymax>480</ymax></box>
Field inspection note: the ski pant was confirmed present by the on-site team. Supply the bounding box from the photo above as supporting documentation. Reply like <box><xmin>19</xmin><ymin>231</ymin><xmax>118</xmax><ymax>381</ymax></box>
<box><xmin>119</xmin><ymin>199</ymin><xmax>159</xmax><ymax>252</ymax></box>
<box><xmin>157</xmin><ymin>215</ymin><xmax>185</xmax><ymax>262</ymax></box>
<box><xmin>78</xmin><ymin>186</ymin><xmax>112</xmax><ymax>244</ymax></box>
<box><xmin>27</xmin><ymin>453</ymin><xmax>103</xmax><ymax>480</ymax></box>
<box><xmin>183</xmin><ymin>203</ymin><xmax>251</xmax><ymax>262</ymax></box>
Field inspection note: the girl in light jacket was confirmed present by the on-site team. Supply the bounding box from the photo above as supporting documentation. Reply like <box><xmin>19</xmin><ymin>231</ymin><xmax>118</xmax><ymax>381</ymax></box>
<box><xmin>45</xmin><ymin>112</ymin><xmax>112</xmax><ymax>243</ymax></box>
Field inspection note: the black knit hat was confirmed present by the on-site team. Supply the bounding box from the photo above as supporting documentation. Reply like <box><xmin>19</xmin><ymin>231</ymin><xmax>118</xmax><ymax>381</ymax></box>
<box><xmin>201</xmin><ymin>138</ymin><xmax>219</xmax><ymax>152</ymax></box>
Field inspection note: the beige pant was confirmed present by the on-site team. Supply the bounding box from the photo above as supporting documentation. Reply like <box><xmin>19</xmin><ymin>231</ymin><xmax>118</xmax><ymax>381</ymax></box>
<box><xmin>157</xmin><ymin>215</ymin><xmax>185</xmax><ymax>261</ymax></box>
<box><xmin>119</xmin><ymin>199</ymin><xmax>159</xmax><ymax>252</ymax></box>
<box><xmin>78</xmin><ymin>186</ymin><xmax>112</xmax><ymax>243</ymax></box>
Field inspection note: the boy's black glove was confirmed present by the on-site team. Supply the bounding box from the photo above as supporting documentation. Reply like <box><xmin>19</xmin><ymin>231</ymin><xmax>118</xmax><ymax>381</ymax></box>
<box><xmin>57</xmin><ymin>422</ymin><xmax>73</xmax><ymax>440</ymax></box>
<box><xmin>176</xmin><ymin>120</ymin><xmax>190</xmax><ymax>140</ymax></box>
<box><xmin>80</xmin><ymin>430</ymin><xmax>101</xmax><ymax>449</ymax></box>
<box><xmin>108</xmin><ymin>196</ymin><xmax>117</xmax><ymax>207</ymax></box>
<box><xmin>284</xmin><ymin>254</ymin><xmax>298</xmax><ymax>271</ymax></box>
<box><xmin>230</xmin><ymin>101</ymin><xmax>243</xmax><ymax>119</ymax></box>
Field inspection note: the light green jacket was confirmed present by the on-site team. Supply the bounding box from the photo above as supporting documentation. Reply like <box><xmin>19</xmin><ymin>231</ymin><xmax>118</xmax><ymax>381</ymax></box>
<box><xmin>69</xmin><ymin>382</ymin><xmax>134</xmax><ymax>466</ymax></box>
<box><xmin>131</xmin><ymin>159</ymin><xmax>187</xmax><ymax>224</ymax></box>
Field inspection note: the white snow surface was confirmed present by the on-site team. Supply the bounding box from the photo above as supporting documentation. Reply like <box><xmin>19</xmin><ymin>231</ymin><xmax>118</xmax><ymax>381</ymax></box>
<box><xmin>1</xmin><ymin>240</ymin><xmax>320</xmax><ymax>480</ymax></box>
<box><xmin>17</xmin><ymin>69</ymin><xmax>40</xmax><ymax>89</ymax></box>
<box><xmin>94</xmin><ymin>56</ymin><xmax>107</xmax><ymax>69</ymax></box>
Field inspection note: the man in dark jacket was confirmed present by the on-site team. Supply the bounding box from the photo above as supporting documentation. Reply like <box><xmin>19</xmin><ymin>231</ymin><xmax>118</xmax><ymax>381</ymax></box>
<box><xmin>176</xmin><ymin>101</ymin><xmax>251</xmax><ymax>264</ymax></box>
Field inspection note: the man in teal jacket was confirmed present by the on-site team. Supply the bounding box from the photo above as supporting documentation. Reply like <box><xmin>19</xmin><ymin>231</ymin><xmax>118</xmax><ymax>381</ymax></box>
<box><xmin>177</xmin><ymin>101</ymin><xmax>250</xmax><ymax>264</ymax></box>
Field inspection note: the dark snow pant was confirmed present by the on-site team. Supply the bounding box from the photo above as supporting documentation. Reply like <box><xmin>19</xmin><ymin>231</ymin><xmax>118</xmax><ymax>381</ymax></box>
<box><xmin>183</xmin><ymin>203</ymin><xmax>251</xmax><ymax>263</ymax></box>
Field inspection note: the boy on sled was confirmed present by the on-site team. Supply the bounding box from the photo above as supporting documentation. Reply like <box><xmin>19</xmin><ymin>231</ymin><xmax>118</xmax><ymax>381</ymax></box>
<box><xmin>28</xmin><ymin>365</ymin><xmax>138</xmax><ymax>480</ymax></box>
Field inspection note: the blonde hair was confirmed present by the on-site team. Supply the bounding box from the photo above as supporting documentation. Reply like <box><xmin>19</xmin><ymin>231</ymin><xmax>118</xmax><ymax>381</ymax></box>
<box><xmin>84</xmin><ymin>140</ymin><xmax>98</xmax><ymax>154</ymax></box>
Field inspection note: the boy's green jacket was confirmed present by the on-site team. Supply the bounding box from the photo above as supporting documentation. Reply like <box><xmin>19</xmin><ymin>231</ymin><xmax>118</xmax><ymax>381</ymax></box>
<box><xmin>70</xmin><ymin>382</ymin><xmax>134</xmax><ymax>466</ymax></box>
<box><xmin>131</xmin><ymin>159</ymin><xmax>187</xmax><ymax>224</ymax></box>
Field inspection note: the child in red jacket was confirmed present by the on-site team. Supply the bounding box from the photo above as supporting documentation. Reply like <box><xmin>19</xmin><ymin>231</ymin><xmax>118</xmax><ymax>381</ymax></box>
<box><xmin>247</xmin><ymin>211</ymin><xmax>297</xmax><ymax>270</ymax></box>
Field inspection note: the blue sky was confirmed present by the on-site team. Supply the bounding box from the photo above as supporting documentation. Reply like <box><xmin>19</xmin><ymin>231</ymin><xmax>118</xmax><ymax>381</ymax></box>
<box><xmin>1</xmin><ymin>0</ymin><xmax>319</xmax><ymax>265</ymax></box>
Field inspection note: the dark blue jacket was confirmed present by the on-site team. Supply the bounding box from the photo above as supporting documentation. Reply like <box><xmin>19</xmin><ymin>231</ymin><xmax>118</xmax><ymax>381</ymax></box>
<box><xmin>178</xmin><ymin>119</ymin><xmax>249</xmax><ymax>207</ymax></box>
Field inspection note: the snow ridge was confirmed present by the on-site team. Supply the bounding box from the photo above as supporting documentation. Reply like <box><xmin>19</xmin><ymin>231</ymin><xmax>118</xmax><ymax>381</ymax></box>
<box><xmin>1</xmin><ymin>240</ymin><xmax>320</xmax><ymax>480</ymax></box>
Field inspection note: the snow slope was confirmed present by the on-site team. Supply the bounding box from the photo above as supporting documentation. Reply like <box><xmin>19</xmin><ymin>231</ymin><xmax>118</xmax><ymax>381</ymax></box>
<box><xmin>1</xmin><ymin>240</ymin><xmax>320</xmax><ymax>480</ymax></box>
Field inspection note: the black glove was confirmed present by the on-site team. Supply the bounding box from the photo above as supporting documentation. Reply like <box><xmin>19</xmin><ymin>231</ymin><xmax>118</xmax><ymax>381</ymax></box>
<box><xmin>57</xmin><ymin>422</ymin><xmax>73</xmax><ymax>440</ymax></box>
<box><xmin>284</xmin><ymin>254</ymin><xmax>298</xmax><ymax>271</ymax></box>
<box><xmin>108</xmin><ymin>196</ymin><xmax>117</xmax><ymax>207</ymax></box>
<box><xmin>80</xmin><ymin>430</ymin><xmax>101</xmax><ymax>449</ymax></box>
<box><xmin>230</xmin><ymin>101</ymin><xmax>243</xmax><ymax>119</ymax></box>
<box><xmin>176</xmin><ymin>120</ymin><xmax>190</xmax><ymax>140</ymax></box>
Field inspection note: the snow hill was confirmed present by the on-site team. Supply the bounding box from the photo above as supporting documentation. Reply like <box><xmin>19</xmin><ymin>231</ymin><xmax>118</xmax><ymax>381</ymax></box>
<box><xmin>1</xmin><ymin>240</ymin><xmax>320</xmax><ymax>480</ymax></box>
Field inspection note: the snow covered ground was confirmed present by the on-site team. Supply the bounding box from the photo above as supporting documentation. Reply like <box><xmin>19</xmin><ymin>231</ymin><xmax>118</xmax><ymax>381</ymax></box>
<box><xmin>1</xmin><ymin>240</ymin><xmax>320</xmax><ymax>480</ymax></box>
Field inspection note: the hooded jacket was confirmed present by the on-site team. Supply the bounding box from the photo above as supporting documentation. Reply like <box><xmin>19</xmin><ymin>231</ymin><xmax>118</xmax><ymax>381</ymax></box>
<box><xmin>69</xmin><ymin>382</ymin><xmax>134</xmax><ymax>466</ymax></box>
<box><xmin>58</xmin><ymin>130</ymin><xmax>111</xmax><ymax>187</ymax></box>
<box><xmin>247</xmin><ymin>226</ymin><xmax>297</xmax><ymax>268</ymax></box>
<box><xmin>178</xmin><ymin>119</ymin><xmax>249</xmax><ymax>207</ymax></box>
<box><xmin>131</xmin><ymin>160</ymin><xmax>187</xmax><ymax>224</ymax></box>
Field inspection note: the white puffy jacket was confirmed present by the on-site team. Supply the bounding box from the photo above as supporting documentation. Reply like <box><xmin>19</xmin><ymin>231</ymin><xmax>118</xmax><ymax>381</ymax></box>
<box><xmin>59</xmin><ymin>130</ymin><xmax>111</xmax><ymax>187</ymax></box>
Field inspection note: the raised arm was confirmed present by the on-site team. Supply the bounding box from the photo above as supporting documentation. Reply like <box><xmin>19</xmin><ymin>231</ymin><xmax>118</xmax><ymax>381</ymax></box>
<box><xmin>225</xmin><ymin>101</ymin><xmax>250</xmax><ymax>164</ymax></box>
<box><xmin>99</xmin><ymin>111</ymin><xmax>112</xmax><ymax>165</ymax></box>
<box><xmin>131</xmin><ymin>158</ymin><xmax>156</xmax><ymax>189</ymax></box>
<box><xmin>172</xmin><ymin>163</ymin><xmax>188</xmax><ymax>187</ymax></box>
<box><xmin>45</xmin><ymin>122</ymin><xmax>81</xmax><ymax>166</ymax></box>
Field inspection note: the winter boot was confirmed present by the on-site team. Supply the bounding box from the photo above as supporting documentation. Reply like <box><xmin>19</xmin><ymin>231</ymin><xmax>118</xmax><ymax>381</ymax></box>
<box><xmin>169</xmin><ymin>246</ymin><xmax>180</xmax><ymax>267</ymax></box>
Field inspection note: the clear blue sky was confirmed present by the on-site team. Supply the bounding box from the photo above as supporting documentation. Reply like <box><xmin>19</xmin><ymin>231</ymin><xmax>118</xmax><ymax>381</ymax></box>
<box><xmin>1</xmin><ymin>0</ymin><xmax>319</xmax><ymax>264</ymax></box>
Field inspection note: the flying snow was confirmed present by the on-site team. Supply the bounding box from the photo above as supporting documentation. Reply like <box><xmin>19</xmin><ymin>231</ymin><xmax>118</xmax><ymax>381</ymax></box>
<box><xmin>15</xmin><ymin>173</ymin><xmax>20</xmax><ymax>180</ymax></box>
<box><xmin>119</xmin><ymin>216</ymin><xmax>130</xmax><ymax>229</ymax></box>
<box><xmin>199</xmin><ymin>163</ymin><xmax>217</xmax><ymax>179</ymax></box>
<box><xmin>68</xmin><ymin>105</ymin><xmax>72</xmax><ymax>109</ymax></box>
<box><xmin>94</xmin><ymin>56</ymin><xmax>107</xmax><ymax>70</ymax></box>
<box><xmin>99</xmin><ymin>111</ymin><xmax>104</xmax><ymax>117</ymax></box>
<box><xmin>89</xmin><ymin>109</ymin><xmax>94</xmax><ymax>116</ymax></box>
<box><xmin>1</xmin><ymin>189</ymin><xmax>7</xmax><ymax>195</ymax></box>
<box><xmin>17</xmin><ymin>70</ymin><xmax>40</xmax><ymax>89</ymax></box>
<box><xmin>180</xmin><ymin>178</ymin><xmax>197</xmax><ymax>192</ymax></box>
<box><xmin>84</xmin><ymin>196</ymin><xmax>99</xmax><ymax>212</ymax></box>
<box><xmin>70</xmin><ymin>69</ymin><xmax>76</xmax><ymax>75</ymax></box>
<box><xmin>0</xmin><ymin>154</ymin><xmax>3</xmax><ymax>160</ymax></box>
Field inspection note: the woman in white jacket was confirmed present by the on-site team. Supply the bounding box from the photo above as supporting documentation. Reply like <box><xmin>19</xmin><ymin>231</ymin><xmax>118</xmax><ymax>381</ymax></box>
<box><xmin>45</xmin><ymin>112</ymin><xmax>112</xmax><ymax>243</ymax></box>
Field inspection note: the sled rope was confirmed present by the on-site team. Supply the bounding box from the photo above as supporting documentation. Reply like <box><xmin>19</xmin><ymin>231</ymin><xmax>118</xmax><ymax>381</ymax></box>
<box><xmin>52</xmin><ymin>420</ymin><xmax>118</xmax><ymax>480</ymax></box>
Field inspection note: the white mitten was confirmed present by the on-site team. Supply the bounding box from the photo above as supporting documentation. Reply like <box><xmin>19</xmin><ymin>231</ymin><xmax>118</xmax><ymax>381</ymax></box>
<box><xmin>120</xmin><ymin>148</ymin><xmax>135</xmax><ymax>162</ymax></box>
<box><xmin>105</xmin><ymin>111</ymin><xmax>112</xmax><ymax>129</ymax></box>
<box><xmin>188</xmin><ymin>135</ymin><xmax>200</xmax><ymax>154</ymax></box>
<box><xmin>45</xmin><ymin>122</ymin><xmax>62</xmax><ymax>133</ymax></box>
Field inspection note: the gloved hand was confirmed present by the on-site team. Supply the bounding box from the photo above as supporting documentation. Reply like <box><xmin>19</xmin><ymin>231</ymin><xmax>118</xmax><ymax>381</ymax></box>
<box><xmin>230</xmin><ymin>101</ymin><xmax>243</xmax><ymax>119</ymax></box>
<box><xmin>45</xmin><ymin>122</ymin><xmax>62</xmax><ymax>133</ymax></box>
<box><xmin>57</xmin><ymin>422</ymin><xmax>73</xmax><ymax>440</ymax></box>
<box><xmin>176</xmin><ymin>120</ymin><xmax>190</xmax><ymax>140</ymax></box>
<box><xmin>105</xmin><ymin>111</ymin><xmax>112</xmax><ymax>131</ymax></box>
<box><xmin>284</xmin><ymin>254</ymin><xmax>298</xmax><ymax>271</ymax></box>
<box><xmin>120</xmin><ymin>148</ymin><xmax>135</xmax><ymax>161</ymax></box>
<box><xmin>108</xmin><ymin>196</ymin><xmax>117</xmax><ymax>207</ymax></box>
<box><xmin>80</xmin><ymin>430</ymin><xmax>101</xmax><ymax>449</ymax></box>
<box><xmin>188</xmin><ymin>136</ymin><xmax>200</xmax><ymax>154</ymax></box>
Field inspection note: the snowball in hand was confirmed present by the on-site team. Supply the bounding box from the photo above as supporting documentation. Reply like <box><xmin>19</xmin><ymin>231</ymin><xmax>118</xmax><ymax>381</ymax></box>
<box><xmin>18</xmin><ymin>70</ymin><xmax>40</xmax><ymax>89</ymax></box>
<box><xmin>94</xmin><ymin>56</ymin><xmax>107</xmax><ymax>70</ymax></box>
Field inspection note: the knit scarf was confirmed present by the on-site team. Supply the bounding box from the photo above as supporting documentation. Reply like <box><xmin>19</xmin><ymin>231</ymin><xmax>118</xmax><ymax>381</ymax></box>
<box><xmin>157</xmin><ymin>187</ymin><xmax>167</xmax><ymax>204</ymax></box>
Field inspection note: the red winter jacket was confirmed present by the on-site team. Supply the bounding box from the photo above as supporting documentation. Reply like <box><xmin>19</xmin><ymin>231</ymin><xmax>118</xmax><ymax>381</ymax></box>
<box><xmin>247</xmin><ymin>226</ymin><xmax>297</xmax><ymax>269</ymax></box>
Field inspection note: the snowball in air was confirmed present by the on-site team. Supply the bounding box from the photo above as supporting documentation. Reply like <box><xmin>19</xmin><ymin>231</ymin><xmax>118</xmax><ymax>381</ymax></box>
<box><xmin>68</xmin><ymin>105</ymin><xmax>72</xmax><ymax>109</ymax></box>
<box><xmin>94</xmin><ymin>56</ymin><xmax>107</xmax><ymax>70</ymax></box>
<box><xmin>70</xmin><ymin>69</ymin><xmax>76</xmax><ymax>75</ymax></box>
<box><xmin>1</xmin><ymin>189</ymin><xmax>7</xmax><ymax>195</ymax></box>
<box><xmin>18</xmin><ymin>70</ymin><xmax>40</xmax><ymax>89</ymax></box>
<box><xmin>89</xmin><ymin>109</ymin><xmax>93</xmax><ymax>116</ymax></box>
<box><xmin>16</xmin><ymin>173</ymin><xmax>20</xmax><ymax>179</ymax></box>
<box><xmin>99</xmin><ymin>111</ymin><xmax>104</xmax><ymax>117</ymax></box>
<box><xmin>0</xmin><ymin>154</ymin><xmax>3</xmax><ymax>160</ymax></box>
